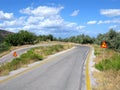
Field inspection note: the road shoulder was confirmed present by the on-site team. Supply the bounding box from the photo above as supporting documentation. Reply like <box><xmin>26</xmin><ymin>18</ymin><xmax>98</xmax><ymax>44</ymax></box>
<box><xmin>85</xmin><ymin>46</ymin><xmax>97</xmax><ymax>90</ymax></box>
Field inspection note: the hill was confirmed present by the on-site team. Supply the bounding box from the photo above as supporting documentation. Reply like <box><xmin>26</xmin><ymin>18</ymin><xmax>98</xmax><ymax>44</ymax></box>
<box><xmin>0</xmin><ymin>29</ymin><xmax>14</xmax><ymax>43</ymax></box>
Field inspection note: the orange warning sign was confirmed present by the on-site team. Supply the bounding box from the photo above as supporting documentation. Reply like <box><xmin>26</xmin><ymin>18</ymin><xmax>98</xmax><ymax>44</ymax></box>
<box><xmin>13</xmin><ymin>51</ymin><xmax>17</xmax><ymax>57</ymax></box>
<box><xmin>101</xmin><ymin>41</ymin><xmax>108</xmax><ymax>48</ymax></box>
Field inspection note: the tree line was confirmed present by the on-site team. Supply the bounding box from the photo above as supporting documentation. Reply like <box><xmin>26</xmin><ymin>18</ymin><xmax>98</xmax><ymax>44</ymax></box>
<box><xmin>62</xmin><ymin>34</ymin><xmax>95</xmax><ymax>44</ymax></box>
<box><xmin>5</xmin><ymin>30</ymin><xmax>36</xmax><ymax>46</ymax></box>
<box><xmin>1</xmin><ymin>29</ymin><xmax>120</xmax><ymax>52</ymax></box>
<box><xmin>62</xmin><ymin>29</ymin><xmax>120</xmax><ymax>52</ymax></box>
<box><xmin>4</xmin><ymin>30</ymin><xmax>56</xmax><ymax>46</ymax></box>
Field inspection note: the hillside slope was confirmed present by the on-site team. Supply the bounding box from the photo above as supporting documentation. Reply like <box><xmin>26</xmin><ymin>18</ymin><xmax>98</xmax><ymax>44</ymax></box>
<box><xmin>0</xmin><ymin>29</ymin><xmax>13</xmax><ymax>43</ymax></box>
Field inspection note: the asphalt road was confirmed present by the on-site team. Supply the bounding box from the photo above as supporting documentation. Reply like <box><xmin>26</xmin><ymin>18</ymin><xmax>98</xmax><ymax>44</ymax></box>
<box><xmin>0</xmin><ymin>46</ymin><xmax>90</xmax><ymax>90</ymax></box>
<box><xmin>0</xmin><ymin>44</ymin><xmax>53</xmax><ymax>64</ymax></box>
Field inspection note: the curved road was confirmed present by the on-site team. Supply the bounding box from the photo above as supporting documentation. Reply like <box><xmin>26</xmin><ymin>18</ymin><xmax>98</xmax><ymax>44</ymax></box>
<box><xmin>0</xmin><ymin>46</ymin><xmax>90</xmax><ymax>90</ymax></box>
<box><xmin>0</xmin><ymin>44</ymin><xmax>53</xmax><ymax>64</ymax></box>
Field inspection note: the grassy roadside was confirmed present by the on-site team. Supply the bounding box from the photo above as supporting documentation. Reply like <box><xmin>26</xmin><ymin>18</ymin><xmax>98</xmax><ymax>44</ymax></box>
<box><xmin>0</xmin><ymin>44</ymin><xmax>32</xmax><ymax>58</ymax></box>
<box><xmin>0</xmin><ymin>41</ymin><xmax>65</xmax><ymax>58</ymax></box>
<box><xmin>0</xmin><ymin>44</ymin><xmax>73</xmax><ymax>76</ymax></box>
<box><xmin>95</xmin><ymin>54</ymin><xmax>120</xmax><ymax>71</ymax></box>
<box><xmin>92</xmin><ymin>45</ymin><xmax>120</xmax><ymax>90</ymax></box>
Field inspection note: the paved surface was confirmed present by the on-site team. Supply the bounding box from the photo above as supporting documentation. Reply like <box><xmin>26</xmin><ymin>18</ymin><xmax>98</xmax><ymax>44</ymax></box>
<box><xmin>0</xmin><ymin>44</ymin><xmax>53</xmax><ymax>64</ymax></box>
<box><xmin>0</xmin><ymin>46</ymin><xmax>90</xmax><ymax>90</ymax></box>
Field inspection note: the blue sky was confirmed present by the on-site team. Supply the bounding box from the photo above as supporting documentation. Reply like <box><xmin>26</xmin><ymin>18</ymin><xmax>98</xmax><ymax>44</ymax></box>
<box><xmin>0</xmin><ymin>0</ymin><xmax>120</xmax><ymax>38</ymax></box>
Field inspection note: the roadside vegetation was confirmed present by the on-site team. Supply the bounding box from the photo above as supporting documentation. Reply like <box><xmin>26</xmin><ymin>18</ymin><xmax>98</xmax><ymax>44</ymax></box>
<box><xmin>1</xmin><ymin>29</ymin><xmax>120</xmax><ymax>54</ymax></box>
<box><xmin>0</xmin><ymin>44</ymin><xmax>73</xmax><ymax>76</ymax></box>
<box><xmin>95</xmin><ymin>53</ymin><xmax>120</xmax><ymax>71</ymax></box>
<box><xmin>95</xmin><ymin>29</ymin><xmax>120</xmax><ymax>52</ymax></box>
<box><xmin>0</xmin><ymin>42</ymin><xmax>10</xmax><ymax>53</ymax></box>
<box><xmin>88</xmin><ymin>29</ymin><xmax>120</xmax><ymax>90</ymax></box>
<box><xmin>0</xmin><ymin>30</ymin><xmax>57</xmax><ymax>55</ymax></box>
<box><xmin>0</xmin><ymin>29</ymin><xmax>13</xmax><ymax>43</ymax></box>
<box><xmin>62</xmin><ymin>34</ymin><xmax>95</xmax><ymax>44</ymax></box>
<box><xmin>5</xmin><ymin>30</ymin><xmax>37</xmax><ymax>46</ymax></box>
<box><xmin>93</xmin><ymin>45</ymin><xmax>120</xmax><ymax>90</ymax></box>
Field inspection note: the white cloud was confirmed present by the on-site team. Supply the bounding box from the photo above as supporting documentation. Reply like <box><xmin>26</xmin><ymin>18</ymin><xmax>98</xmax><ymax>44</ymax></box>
<box><xmin>98</xmin><ymin>19</ymin><xmax>120</xmax><ymax>24</ymax></box>
<box><xmin>87</xmin><ymin>20</ymin><xmax>97</xmax><ymax>25</ymax></box>
<box><xmin>0</xmin><ymin>11</ymin><xmax>14</xmax><ymax>20</ymax></box>
<box><xmin>4</xmin><ymin>27</ymin><xmax>22</xmax><ymax>32</ymax></box>
<box><xmin>26</xmin><ymin>16</ymin><xmax>44</xmax><ymax>25</ymax></box>
<box><xmin>20</xmin><ymin>6</ymin><xmax>84</xmax><ymax>35</ymax></box>
<box><xmin>76</xmin><ymin>26</ymin><xmax>86</xmax><ymax>30</ymax></box>
<box><xmin>1</xmin><ymin>6</ymin><xmax>85</xmax><ymax>37</ymax></box>
<box><xmin>109</xmin><ymin>25</ymin><xmax>117</xmax><ymax>29</ymax></box>
<box><xmin>20</xmin><ymin>6</ymin><xmax>64</xmax><ymax>17</ymax></box>
<box><xmin>100</xmin><ymin>9</ymin><xmax>120</xmax><ymax>17</ymax></box>
<box><xmin>20</xmin><ymin>7</ymin><xmax>32</xmax><ymax>15</ymax></box>
<box><xmin>0</xmin><ymin>17</ymin><xmax>25</xmax><ymax>28</ymax></box>
<box><xmin>70</xmin><ymin>10</ymin><xmax>79</xmax><ymax>16</ymax></box>
<box><xmin>39</xmin><ymin>16</ymin><xmax>63</xmax><ymax>28</ymax></box>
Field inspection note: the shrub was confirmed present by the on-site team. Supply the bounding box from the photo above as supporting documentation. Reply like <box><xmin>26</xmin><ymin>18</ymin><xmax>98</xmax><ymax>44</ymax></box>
<box><xmin>5</xmin><ymin>30</ymin><xmax>36</xmax><ymax>46</ymax></box>
<box><xmin>30</xmin><ymin>54</ymin><xmax>43</xmax><ymax>60</ymax></box>
<box><xmin>95</xmin><ymin>54</ymin><xmax>120</xmax><ymax>71</ymax></box>
<box><xmin>0</xmin><ymin>42</ymin><xmax>10</xmax><ymax>53</ymax></box>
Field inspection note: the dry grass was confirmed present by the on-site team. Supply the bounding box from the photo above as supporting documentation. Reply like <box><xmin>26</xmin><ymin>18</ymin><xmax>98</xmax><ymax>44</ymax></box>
<box><xmin>93</xmin><ymin>44</ymin><xmax>116</xmax><ymax>64</ymax></box>
<box><xmin>93</xmin><ymin>70</ymin><xmax>120</xmax><ymax>90</ymax></box>
<box><xmin>34</xmin><ymin>44</ymin><xmax>73</xmax><ymax>58</ymax></box>
<box><xmin>92</xmin><ymin>44</ymin><xmax>120</xmax><ymax>90</ymax></box>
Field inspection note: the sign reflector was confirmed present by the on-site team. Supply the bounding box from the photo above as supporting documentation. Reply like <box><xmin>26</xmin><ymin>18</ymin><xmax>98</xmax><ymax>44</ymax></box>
<box><xmin>101</xmin><ymin>41</ymin><xmax>108</xmax><ymax>48</ymax></box>
<box><xmin>13</xmin><ymin>51</ymin><xmax>17</xmax><ymax>57</ymax></box>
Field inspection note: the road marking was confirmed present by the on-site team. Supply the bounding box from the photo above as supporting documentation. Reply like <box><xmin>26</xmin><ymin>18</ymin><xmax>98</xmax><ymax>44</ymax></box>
<box><xmin>86</xmin><ymin>47</ymin><xmax>92</xmax><ymax>90</ymax></box>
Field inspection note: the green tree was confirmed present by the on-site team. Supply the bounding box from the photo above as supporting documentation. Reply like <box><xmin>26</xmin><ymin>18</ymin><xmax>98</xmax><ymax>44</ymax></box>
<box><xmin>47</xmin><ymin>34</ymin><xmax>54</xmax><ymax>41</ymax></box>
<box><xmin>5</xmin><ymin>30</ymin><xmax>36</xmax><ymax>46</ymax></box>
<box><xmin>96</xmin><ymin>29</ymin><xmax>120</xmax><ymax>52</ymax></box>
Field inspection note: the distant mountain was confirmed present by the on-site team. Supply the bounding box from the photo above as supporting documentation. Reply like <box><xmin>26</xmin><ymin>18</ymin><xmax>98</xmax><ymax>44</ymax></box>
<box><xmin>0</xmin><ymin>29</ymin><xmax>14</xmax><ymax>43</ymax></box>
